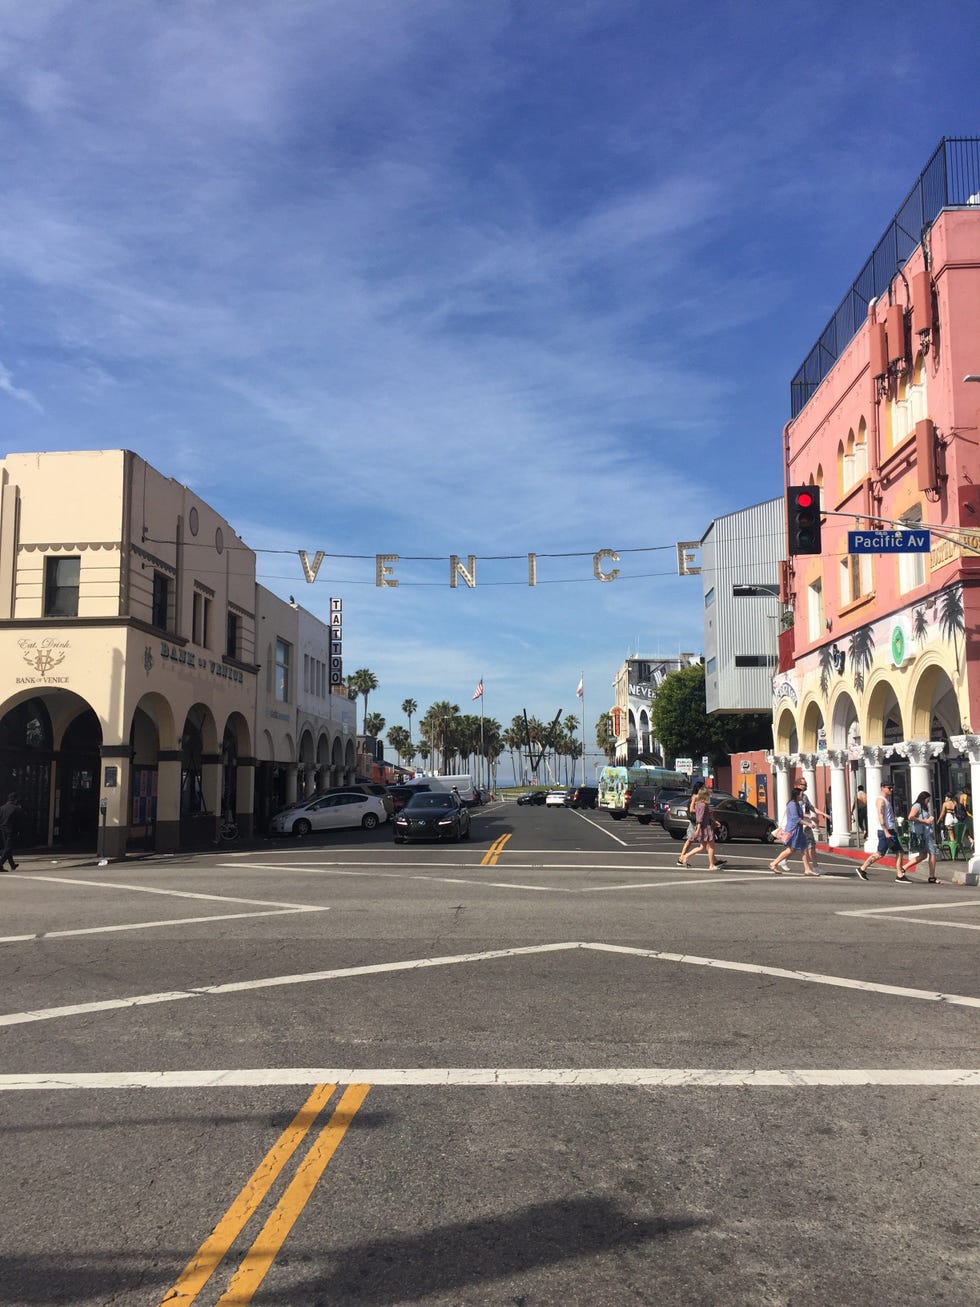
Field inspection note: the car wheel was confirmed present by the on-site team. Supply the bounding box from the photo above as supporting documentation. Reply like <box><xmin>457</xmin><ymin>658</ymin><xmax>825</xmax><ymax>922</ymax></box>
<box><xmin>669</xmin><ymin>830</ymin><xmax>683</xmax><ymax>840</ymax></box>
<box><xmin>637</xmin><ymin>816</ymin><xmax>651</xmax><ymax>826</ymax></box>
<box><xmin>462</xmin><ymin>823</ymin><xmax>471</xmax><ymax>840</ymax></box>
<box><xmin>293</xmin><ymin>818</ymin><xmax>312</xmax><ymax>838</ymax></box>
<box><xmin>361</xmin><ymin>813</ymin><xmax>380</xmax><ymax>830</ymax></box>
<box><xmin>714</xmin><ymin>821</ymin><xmax>730</xmax><ymax>843</ymax></box>
<box><xmin>454</xmin><ymin>823</ymin><xmax>463</xmax><ymax>842</ymax></box>
<box><xmin>394</xmin><ymin>835</ymin><xmax>404</xmax><ymax>844</ymax></box>
<box><xmin>763</xmin><ymin>829</ymin><xmax>776</xmax><ymax>843</ymax></box>
<box><xmin>610</xmin><ymin>812</ymin><xmax>624</xmax><ymax>821</ymax></box>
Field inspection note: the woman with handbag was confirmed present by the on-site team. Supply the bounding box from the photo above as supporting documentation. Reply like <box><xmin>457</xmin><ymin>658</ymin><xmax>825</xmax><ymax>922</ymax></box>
<box><xmin>676</xmin><ymin>786</ymin><xmax>727</xmax><ymax>870</ymax></box>
<box><xmin>769</xmin><ymin>785</ymin><xmax>819</xmax><ymax>875</ymax></box>
<box><xmin>905</xmin><ymin>791</ymin><xmax>942</xmax><ymax>882</ymax></box>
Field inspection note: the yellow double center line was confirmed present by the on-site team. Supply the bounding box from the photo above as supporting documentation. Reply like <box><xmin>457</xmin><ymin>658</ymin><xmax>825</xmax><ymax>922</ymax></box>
<box><xmin>159</xmin><ymin>1081</ymin><xmax>369</xmax><ymax>1305</ymax></box>
<box><xmin>482</xmin><ymin>833</ymin><xmax>511</xmax><ymax>865</ymax></box>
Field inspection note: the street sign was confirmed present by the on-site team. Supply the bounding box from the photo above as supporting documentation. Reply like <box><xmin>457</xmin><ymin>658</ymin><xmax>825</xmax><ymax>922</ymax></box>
<box><xmin>848</xmin><ymin>529</ymin><xmax>930</xmax><ymax>554</ymax></box>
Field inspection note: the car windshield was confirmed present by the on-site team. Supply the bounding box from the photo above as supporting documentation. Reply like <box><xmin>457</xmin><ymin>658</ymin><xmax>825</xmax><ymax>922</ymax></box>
<box><xmin>405</xmin><ymin>794</ymin><xmax>453</xmax><ymax>809</ymax></box>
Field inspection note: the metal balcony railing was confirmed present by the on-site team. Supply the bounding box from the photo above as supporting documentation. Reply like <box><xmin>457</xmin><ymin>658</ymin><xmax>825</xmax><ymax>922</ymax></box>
<box><xmin>790</xmin><ymin>137</ymin><xmax>980</xmax><ymax>419</ymax></box>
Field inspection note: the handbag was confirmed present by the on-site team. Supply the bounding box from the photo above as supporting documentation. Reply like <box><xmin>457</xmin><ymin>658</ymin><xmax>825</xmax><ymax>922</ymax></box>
<box><xmin>772</xmin><ymin>826</ymin><xmax>788</xmax><ymax>843</ymax></box>
<box><xmin>908</xmin><ymin>829</ymin><xmax>924</xmax><ymax>853</ymax></box>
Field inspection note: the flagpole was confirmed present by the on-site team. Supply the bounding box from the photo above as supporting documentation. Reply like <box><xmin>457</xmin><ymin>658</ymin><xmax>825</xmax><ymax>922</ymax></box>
<box><xmin>576</xmin><ymin>672</ymin><xmax>585</xmax><ymax>785</ymax></box>
<box><xmin>479</xmin><ymin>677</ymin><xmax>485</xmax><ymax>791</ymax></box>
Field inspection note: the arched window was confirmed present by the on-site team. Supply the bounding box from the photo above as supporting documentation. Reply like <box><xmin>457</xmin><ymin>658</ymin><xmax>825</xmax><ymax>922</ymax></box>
<box><xmin>855</xmin><ymin>418</ymin><xmax>869</xmax><ymax>480</ymax></box>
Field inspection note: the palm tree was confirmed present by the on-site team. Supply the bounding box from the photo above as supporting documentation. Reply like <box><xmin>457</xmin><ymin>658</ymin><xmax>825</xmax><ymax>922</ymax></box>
<box><xmin>364</xmin><ymin>711</ymin><xmax>386</xmax><ymax>739</ymax></box>
<box><xmin>348</xmin><ymin>669</ymin><xmax>379</xmax><ymax>733</ymax></box>
<box><xmin>401</xmin><ymin>698</ymin><xmax>418</xmax><ymax>745</ymax></box>
<box><xmin>422</xmin><ymin>700</ymin><xmax>460</xmax><ymax>773</ymax></box>
<box><xmin>596</xmin><ymin>712</ymin><xmax>617</xmax><ymax>763</ymax></box>
<box><xmin>387</xmin><ymin>724</ymin><xmax>413</xmax><ymax>766</ymax></box>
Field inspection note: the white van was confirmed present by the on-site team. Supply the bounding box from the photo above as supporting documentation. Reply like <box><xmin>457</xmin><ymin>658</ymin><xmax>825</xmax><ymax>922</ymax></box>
<box><xmin>425</xmin><ymin>774</ymin><xmax>478</xmax><ymax>805</ymax></box>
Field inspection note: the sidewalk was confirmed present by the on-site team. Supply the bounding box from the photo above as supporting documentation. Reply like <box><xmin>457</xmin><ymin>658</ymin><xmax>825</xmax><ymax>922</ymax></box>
<box><xmin>815</xmin><ymin>841</ymin><xmax>978</xmax><ymax>885</ymax></box>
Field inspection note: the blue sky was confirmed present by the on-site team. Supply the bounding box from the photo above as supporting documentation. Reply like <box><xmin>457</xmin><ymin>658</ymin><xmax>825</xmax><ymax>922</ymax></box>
<box><xmin>2</xmin><ymin>1</ymin><xmax>979</xmax><ymax>765</ymax></box>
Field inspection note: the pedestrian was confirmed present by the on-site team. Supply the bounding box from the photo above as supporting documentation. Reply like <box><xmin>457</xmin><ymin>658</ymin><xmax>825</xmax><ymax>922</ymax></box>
<box><xmin>676</xmin><ymin>792</ymin><xmax>702</xmax><ymax>863</ymax></box>
<box><xmin>939</xmin><ymin>793</ymin><xmax>957</xmax><ymax>832</ymax></box>
<box><xmin>856</xmin><ymin>782</ymin><xmax>908</xmax><ymax>882</ymax></box>
<box><xmin>677</xmin><ymin>786</ymin><xmax>727</xmax><ymax>870</ymax></box>
<box><xmin>905</xmin><ymin>791</ymin><xmax>942</xmax><ymax>883</ymax></box>
<box><xmin>798</xmin><ymin>781</ymin><xmax>829</xmax><ymax>874</ymax></box>
<box><xmin>853</xmin><ymin>786</ymin><xmax>868</xmax><ymax>837</ymax></box>
<box><xmin>769</xmin><ymin>786</ymin><xmax>818</xmax><ymax>875</ymax></box>
<box><xmin>0</xmin><ymin>792</ymin><xmax>24</xmax><ymax>871</ymax></box>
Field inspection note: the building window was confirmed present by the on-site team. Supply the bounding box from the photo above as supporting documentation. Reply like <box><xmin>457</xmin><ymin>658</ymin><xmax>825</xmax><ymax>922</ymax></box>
<box><xmin>44</xmin><ymin>556</ymin><xmax>80</xmax><ymax>617</ymax></box>
<box><xmin>734</xmin><ymin>655</ymin><xmax>777</xmax><ymax>667</ymax></box>
<box><xmin>898</xmin><ymin>506</ymin><xmax>927</xmax><ymax>593</ymax></box>
<box><xmin>706</xmin><ymin>657</ymin><xmax>717</xmax><ymax>675</ymax></box>
<box><xmin>226</xmin><ymin>611</ymin><xmax>239</xmax><ymax>659</ymax></box>
<box><xmin>152</xmin><ymin>572</ymin><xmax>171</xmax><ymax>631</ymax></box>
<box><xmin>807</xmin><ymin>577</ymin><xmax>824</xmax><ymax>642</ymax></box>
<box><xmin>704</xmin><ymin>587</ymin><xmax>715</xmax><ymax>608</ymax></box>
<box><xmin>275</xmin><ymin>638</ymin><xmax>291</xmax><ymax>702</ymax></box>
<box><xmin>192</xmin><ymin>591</ymin><xmax>210</xmax><ymax>647</ymax></box>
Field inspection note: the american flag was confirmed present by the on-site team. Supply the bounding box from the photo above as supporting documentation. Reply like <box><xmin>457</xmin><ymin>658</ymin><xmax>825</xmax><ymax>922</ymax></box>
<box><xmin>472</xmin><ymin>680</ymin><xmax>484</xmax><ymax>700</ymax></box>
<box><xmin>576</xmin><ymin>678</ymin><xmax>584</xmax><ymax>699</ymax></box>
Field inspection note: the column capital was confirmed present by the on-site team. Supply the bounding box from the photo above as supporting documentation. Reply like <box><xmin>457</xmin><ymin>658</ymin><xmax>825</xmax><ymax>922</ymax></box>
<box><xmin>893</xmin><ymin>738</ymin><xmax>946</xmax><ymax>765</ymax></box>
<box><xmin>826</xmin><ymin>749</ymin><xmax>849</xmax><ymax>770</ymax></box>
<box><xmin>798</xmin><ymin>752</ymin><xmax>820</xmax><ymax>770</ymax></box>
<box><xmin>950</xmin><ymin>734</ymin><xmax>980</xmax><ymax>764</ymax></box>
<box><xmin>862</xmin><ymin>745</ymin><xmax>891</xmax><ymax>767</ymax></box>
<box><xmin>771</xmin><ymin>753</ymin><xmax>793</xmax><ymax>774</ymax></box>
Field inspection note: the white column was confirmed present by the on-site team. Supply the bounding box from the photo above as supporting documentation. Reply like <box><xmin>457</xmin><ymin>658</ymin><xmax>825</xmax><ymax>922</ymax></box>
<box><xmin>893</xmin><ymin>739</ymin><xmax>943</xmax><ymax>809</ymax></box>
<box><xmin>862</xmin><ymin>746</ymin><xmax>888</xmax><ymax>853</ymax></box>
<box><xmin>950</xmin><ymin>735</ymin><xmax>980</xmax><ymax>883</ymax></box>
<box><xmin>768</xmin><ymin>752</ymin><xmax>792</xmax><ymax>823</ymax></box>
<box><xmin>285</xmin><ymin>763</ymin><xmax>299</xmax><ymax>806</ymax></box>
<box><xmin>827</xmin><ymin>749</ymin><xmax>850</xmax><ymax>847</ymax></box>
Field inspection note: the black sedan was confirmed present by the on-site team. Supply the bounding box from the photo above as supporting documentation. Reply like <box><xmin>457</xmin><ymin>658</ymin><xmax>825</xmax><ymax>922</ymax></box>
<box><xmin>663</xmin><ymin>794</ymin><xmax>776</xmax><ymax>843</ymax></box>
<box><xmin>393</xmin><ymin>791</ymin><xmax>471</xmax><ymax>843</ymax></box>
<box><xmin>516</xmin><ymin>791</ymin><xmax>547</xmax><ymax>806</ymax></box>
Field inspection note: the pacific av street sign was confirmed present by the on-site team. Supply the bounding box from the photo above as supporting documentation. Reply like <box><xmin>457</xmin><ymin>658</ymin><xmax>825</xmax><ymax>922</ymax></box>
<box><xmin>848</xmin><ymin>529</ymin><xmax>931</xmax><ymax>554</ymax></box>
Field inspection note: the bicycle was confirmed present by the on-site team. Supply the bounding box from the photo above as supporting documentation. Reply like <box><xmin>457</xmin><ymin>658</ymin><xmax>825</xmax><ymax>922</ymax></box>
<box><xmin>217</xmin><ymin>815</ymin><xmax>239</xmax><ymax>842</ymax></box>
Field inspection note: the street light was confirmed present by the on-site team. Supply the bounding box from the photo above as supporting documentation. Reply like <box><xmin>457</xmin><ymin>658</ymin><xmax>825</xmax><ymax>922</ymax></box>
<box><xmin>965</xmin><ymin>374</ymin><xmax>980</xmax><ymax>382</ymax></box>
<box><xmin>732</xmin><ymin>584</ymin><xmax>781</xmax><ymax>598</ymax></box>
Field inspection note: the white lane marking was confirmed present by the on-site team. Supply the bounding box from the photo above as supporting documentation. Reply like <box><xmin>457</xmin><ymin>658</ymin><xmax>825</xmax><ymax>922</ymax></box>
<box><xmin>565</xmin><ymin>812</ymin><xmax>628</xmax><ymax>845</ymax></box>
<box><xmin>0</xmin><ymin>907</ymin><xmax>327</xmax><ymax>944</ymax></box>
<box><xmin>0</xmin><ymin>942</ymin><xmax>586</xmax><ymax>1028</ymax></box>
<box><xmin>223</xmin><ymin>861</ymin><xmax>783</xmax><ymax>887</ymax></box>
<box><xmin>837</xmin><ymin>900</ymin><xmax>980</xmax><ymax>931</ymax></box>
<box><xmin>1</xmin><ymin>1068</ymin><xmax>977</xmax><ymax>1092</ymax></box>
<box><xmin>2</xmin><ymin>938</ymin><xmax>978</xmax><ymax>1032</ymax></box>
<box><xmin>586</xmin><ymin>942</ymin><xmax>980</xmax><ymax>1008</ymax></box>
<box><xmin>10</xmin><ymin>875</ymin><xmax>323</xmax><ymax>910</ymax></box>
<box><xmin>578</xmin><ymin>877</ymin><xmax>747</xmax><ymax>892</ymax></box>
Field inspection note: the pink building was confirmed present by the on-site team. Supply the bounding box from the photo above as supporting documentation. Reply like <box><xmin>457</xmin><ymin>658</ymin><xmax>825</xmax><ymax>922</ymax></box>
<box><xmin>773</xmin><ymin>138</ymin><xmax>980</xmax><ymax>850</ymax></box>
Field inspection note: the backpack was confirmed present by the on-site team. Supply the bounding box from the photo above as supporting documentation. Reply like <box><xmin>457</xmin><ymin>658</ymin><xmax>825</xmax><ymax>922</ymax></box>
<box><xmin>954</xmin><ymin>800</ymin><xmax>968</xmax><ymax>822</ymax></box>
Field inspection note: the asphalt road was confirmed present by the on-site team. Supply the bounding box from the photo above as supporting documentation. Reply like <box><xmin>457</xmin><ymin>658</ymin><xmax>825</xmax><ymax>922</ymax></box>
<box><xmin>1</xmin><ymin>799</ymin><xmax>978</xmax><ymax>1306</ymax></box>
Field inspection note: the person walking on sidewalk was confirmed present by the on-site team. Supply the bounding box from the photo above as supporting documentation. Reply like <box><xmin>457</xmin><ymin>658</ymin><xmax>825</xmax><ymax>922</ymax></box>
<box><xmin>769</xmin><ymin>786</ymin><xmax>819</xmax><ymax>875</ymax></box>
<box><xmin>905</xmin><ymin>791</ymin><xmax>942</xmax><ymax>883</ymax></box>
<box><xmin>856</xmin><ymin>783</ymin><xmax>909</xmax><ymax>882</ymax></box>
<box><xmin>0</xmin><ymin>792</ymin><xmax>24</xmax><ymax>871</ymax></box>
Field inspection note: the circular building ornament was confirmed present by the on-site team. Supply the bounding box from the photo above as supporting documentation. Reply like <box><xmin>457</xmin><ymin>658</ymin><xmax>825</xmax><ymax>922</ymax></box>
<box><xmin>215</xmin><ymin>527</ymin><xmax>224</xmax><ymax>554</ymax></box>
<box><xmin>188</xmin><ymin>506</ymin><xmax>199</xmax><ymax>536</ymax></box>
<box><xmin>890</xmin><ymin>624</ymin><xmax>906</xmax><ymax>666</ymax></box>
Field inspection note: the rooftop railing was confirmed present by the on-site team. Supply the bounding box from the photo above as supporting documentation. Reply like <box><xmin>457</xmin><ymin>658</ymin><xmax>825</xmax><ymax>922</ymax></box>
<box><xmin>790</xmin><ymin>137</ymin><xmax>980</xmax><ymax>419</ymax></box>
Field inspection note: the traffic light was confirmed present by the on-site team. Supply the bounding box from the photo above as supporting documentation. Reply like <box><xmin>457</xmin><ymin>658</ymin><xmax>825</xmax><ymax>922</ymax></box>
<box><xmin>787</xmin><ymin>485</ymin><xmax>822</xmax><ymax>555</ymax></box>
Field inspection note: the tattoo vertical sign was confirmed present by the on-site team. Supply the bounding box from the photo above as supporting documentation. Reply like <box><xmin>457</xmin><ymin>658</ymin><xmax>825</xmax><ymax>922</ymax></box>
<box><xmin>329</xmin><ymin>598</ymin><xmax>343</xmax><ymax>690</ymax></box>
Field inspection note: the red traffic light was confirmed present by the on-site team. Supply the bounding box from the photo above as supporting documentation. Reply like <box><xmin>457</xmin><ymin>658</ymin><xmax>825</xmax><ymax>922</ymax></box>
<box><xmin>795</xmin><ymin>490</ymin><xmax>814</xmax><ymax>508</ymax></box>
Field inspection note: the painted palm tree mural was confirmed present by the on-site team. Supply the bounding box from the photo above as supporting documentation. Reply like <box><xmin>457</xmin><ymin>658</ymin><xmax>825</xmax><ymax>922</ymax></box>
<box><xmin>912</xmin><ymin>605</ymin><xmax>929</xmax><ymax>645</ymax></box>
<box><xmin>819</xmin><ymin>644</ymin><xmax>835</xmax><ymax>699</ymax></box>
<box><xmin>847</xmin><ymin>624</ymin><xmax>876</xmax><ymax>693</ymax></box>
<box><xmin>938</xmin><ymin>584</ymin><xmax>966</xmax><ymax>670</ymax></box>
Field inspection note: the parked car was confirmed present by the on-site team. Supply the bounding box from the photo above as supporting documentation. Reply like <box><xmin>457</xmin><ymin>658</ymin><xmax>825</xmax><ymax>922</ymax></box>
<box><xmin>545</xmin><ymin>790</ymin><xmax>569</xmax><ymax>807</ymax></box>
<box><xmin>663</xmin><ymin>793</ymin><xmax>775</xmax><ymax>843</ymax></box>
<box><xmin>349</xmin><ymin>781</ymin><xmax>395</xmax><ymax>817</ymax></box>
<box><xmin>393</xmin><ymin>791</ymin><xmax>471</xmax><ymax>843</ymax></box>
<box><xmin>270</xmin><ymin>791</ymin><xmax>388</xmax><ymax>837</ymax></box>
<box><xmin>628</xmin><ymin>784</ymin><xmax>691</xmax><ymax>825</ymax></box>
<box><xmin>387</xmin><ymin>784</ymin><xmax>430</xmax><ymax>812</ymax></box>
<box><xmin>567</xmin><ymin>785</ymin><xmax>598</xmax><ymax>809</ymax></box>
<box><xmin>516</xmin><ymin>791</ymin><xmax>547</xmax><ymax>805</ymax></box>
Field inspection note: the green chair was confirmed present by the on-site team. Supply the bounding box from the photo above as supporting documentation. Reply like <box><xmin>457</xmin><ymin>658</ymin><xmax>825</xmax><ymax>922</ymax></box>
<box><xmin>940</xmin><ymin>821</ymin><xmax>969</xmax><ymax>861</ymax></box>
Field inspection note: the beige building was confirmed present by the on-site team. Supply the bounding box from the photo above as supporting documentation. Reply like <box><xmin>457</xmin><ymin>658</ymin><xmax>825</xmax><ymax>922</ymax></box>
<box><xmin>0</xmin><ymin>449</ymin><xmax>355</xmax><ymax>857</ymax></box>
